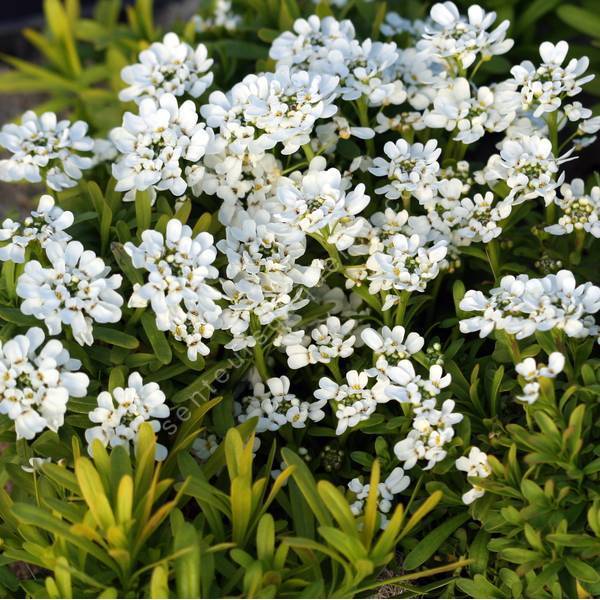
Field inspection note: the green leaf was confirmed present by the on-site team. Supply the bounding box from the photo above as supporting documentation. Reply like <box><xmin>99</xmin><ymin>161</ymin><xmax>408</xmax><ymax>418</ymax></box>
<box><xmin>564</xmin><ymin>556</ymin><xmax>600</xmax><ymax>583</ymax></box>
<box><xmin>0</xmin><ymin>307</ymin><xmax>39</xmax><ymax>326</ymax></box>
<box><xmin>93</xmin><ymin>326</ymin><xmax>140</xmax><ymax>349</ymax></box>
<box><xmin>404</xmin><ymin>513</ymin><xmax>470</xmax><ymax>570</ymax></box>
<box><xmin>141</xmin><ymin>313</ymin><xmax>172</xmax><ymax>365</ymax></box>
<box><xmin>557</xmin><ymin>5</ymin><xmax>600</xmax><ymax>38</ymax></box>
<box><xmin>173</xmin><ymin>522</ymin><xmax>200</xmax><ymax>598</ymax></box>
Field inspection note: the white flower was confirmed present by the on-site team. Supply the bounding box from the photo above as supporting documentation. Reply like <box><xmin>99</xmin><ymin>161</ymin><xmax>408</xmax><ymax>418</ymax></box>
<box><xmin>275</xmin><ymin>157</ymin><xmax>369</xmax><ymax>236</ymax></box>
<box><xmin>424</xmin><ymin>78</ymin><xmax>518</xmax><ymax>144</ymax></box>
<box><xmin>419</xmin><ymin>2</ymin><xmax>513</xmax><ymax>70</ymax></box>
<box><xmin>111</xmin><ymin>93</ymin><xmax>214</xmax><ymax>200</ymax></box>
<box><xmin>460</xmin><ymin>271</ymin><xmax>600</xmax><ymax>339</ymax></box>
<box><xmin>484</xmin><ymin>135</ymin><xmax>574</xmax><ymax>205</ymax></box>
<box><xmin>203</xmin><ymin>67</ymin><xmax>338</xmax><ymax>156</ymax></box>
<box><xmin>0</xmin><ymin>111</ymin><xmax>94</xmax><ymax>190</ymax></box>
<box><xmin>17</xmin><ymin>241</ymin><xmax>123</xmax><ymax>346</ymax></box>
<box><xmin>545</xmin><ymin>179</ymin><xmax>600</xmax><ymax>238</ymax></box>
<box><xmin>193</xmin><ymin>0</ymin><xmax>241</xmax><ymax>32</ymax></box>
<box><xmin>361</xmin><ymin>326</ymin><xmax>424</xmax><ymax>377</ymax></box>
<box><xmin>450</xmin><ymin>192</ymin><xmax>512</xmax><ymax>244</ymax></box>
<box><xmin>86</xmin><ymin>372</ymin><xmax>170</xmax><ymax>460</ymax></box>
<box><xmin>284</xmin><ymin>317</ymin><xmax>356</xmax><ymax>369</ymax></box>
<box><xmin>386</xmin><ymin>361</ymin><xmax>452</xmax><ymax>406</ymax></box>
<box><xmin>370</xmin><ymin>139</ymin><xmax>441</xmax><ymax>202</ymax></box>
<box><xmin>348</xmin><ymin>466</ymin><xmax>410</xmax><ymax>528</ymax></box>
<box><xmin>238</xmin><ymin>376</ymin><xmax>326</xmax><ymax>432</ymax></box>
<box><xmin>0</xmin><ymin>195</ymin><xmax>73</xmax><ymax>263</ymax></box>
<box><xmin>0</xmin><ymin>328</ymin><xmax>89</xmax><ymax>440</ymax></box>
<box><xmin>510</xmin><ymin>41</ymin><xmax>594</xmax><ymax>117</ymax></box>
<box><xmin>315</xmin><ymin>370</ymin><xmax>387</xmax><ymax>435</ymax></box>
<box><xmin>381</xmin><ymin>13</ymin><xmax>428</xmax><ymax>39</ymax></box>
<box><xmin>456</xmin><ymin>446</ymin><xmax>491</xmax><ymax>504</ymax></box>
<box><xmin>120</xmin><ymin>33</ymin><xmax>213</xmax><ymax>103</ymax></box>
<box><xmin>367</xmin><ymin>234</ymin><xmax>448</xmax><ymax>302</ymax></box>
<box><xmin>515</xmin><ymin>352</ymin><xmax>564</xmax><ymax>403</ymax></box>
<box><xmin>192</xmin><ymin>432</ymin><xmax>219</xmax><ymax>460</ymax></box>
<box><xmin>125</xmin><ymin>219</ymin><xmax>222</xmax><ymax>353</ymax></box>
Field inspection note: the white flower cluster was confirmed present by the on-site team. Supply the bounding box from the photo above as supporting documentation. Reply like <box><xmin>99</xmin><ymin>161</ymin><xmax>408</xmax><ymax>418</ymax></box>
<box><xmin>0</xmin><ymin>195</ymin><xmax>73</xmax><ymax>263</ymax></box>
<box><xmin>270</xmin><ymin>16</ymin><xmax>406</xmax><ymax>106</ymax></box>
<box><xmin>282</xmin><ymin>317</ymin><xmax>356</xmax><ymax>369</ymax></box>
<box><xmin>361</xmin><ymin>326</ymin><xmax>425</xmax><ymax>378</ymax></box>
<box><xmin>0</xmin><ymin>328</ymin><xmax>89</xmax><ymax>439</ymax></box>
<box><xmin>348</xmin><ymin>466</ymin><xmax>410</xmax><ymax>528</ymax></box>
<box><xmin>0</xmin><ymin>111</ymin><xmax>94</xmax><ymax>190</ymax></box>
<box><xmin>394</xmin><ymin>398</ymin><xmax>463</xmax><ymax>471</ymax></box>
<box><xmin>202</xmin><ymin>66</ymin><xmax>338</xmax><ymax>156</ymax></box>
<box><xmin>483</xmin><ymin>135</ymin><xmax>573</xmax><ymax>205</ymax></box>
<box><xmin>111</xmin><ymin>93</ymin><xmax>214</xmax><ymax>200</ymax></box>
<box><xmin>419</xmin><ymin>2</ymin><xmax>513</xmax><ymax>71</ymax></box>
<box><xmin>86</xmin><ymin>372</ymin><xmax>170</xmax><ymax>460</ymax></box>
<box><xmin>510</xmin><ymin>41</ymin><xmax>594</xmax><ymax>118</ymax></box>
<box><xmin>315</xmin><ymin>371</ymin><xmax>388</xmax><ymax>435</ymax></box>
<box><xmin>193</xmin><ymin>0</ymin><xmax>241</xmax><ymax>32</ymax></box>
<box><xmin>515</xmin><ymin>352</ymin><xmax>564</xmax><ymax>404</ymax></box>
<box><xmin>237</xmin><ymin>376</ymin><xmax>326</xmax><ymax>432</ymax></box>
<box><xmin>125</xmin><ymin>219</ymin><xmax>221</xmax><ymax>360</ymax></box>
<box><xmin>460</xmin><ymin>270</ymin><xmax>600</xmax><ymax>339</ymax></box>
<box><xmin>16</xmin><ymin>241</ymin><xmax>123</xmax><ymax>346</ymax></box>
<box><xmin>455</xmin><ymin>446</ymin><xmax>491</xmax><ymax>504</ymax></box>
<box><xmin>218</xmin><ymin>211</ymin><xmax>323</xmax><ymax>350</ymax></box>
<box><xmin>546</xmin><ymin>179</ymin><xmax>600</xmax><ymax>238</ymax></box>
<box><xmin>120</xmin><ymin>33</ymin><xmax>213</xmax><ymax>104</ymax></box>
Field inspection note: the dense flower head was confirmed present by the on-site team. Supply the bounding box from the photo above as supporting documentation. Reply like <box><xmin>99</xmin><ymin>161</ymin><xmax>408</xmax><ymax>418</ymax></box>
<box><xmin>510</xmin><ymin>41</ymin><xmax>594</xmax><ymax>117</ymax></box>
<box><xmin>419</xmin><ymin>2</ymin><xmax>513</xmax><ymax>70</ymax></box>
<box><xmin>125</xmin><ymin>219</ymin><xmax>221</xmax><ymax>357</ymax></box>
<box><xmin>0</xmin><ymin>328</ymin><xmax>89</xmax><ymax>439</ymax></box>
<box><xmin>282</xmin><ymin>316</ymin><xmax>356</xmax><ymax>369</ymax></box>
<box><xmin>85</xmin><ymin>372</ymin><xmax>170</xmax><ymax>460</ymax></box>
<box><xmin>16</xmin><ymin>241</ymin><xmax>123</xmax><ymax>346</ymax></box>
<box><xmin>460</xmin><ymin>270</ymin><xmax>600</xmax><ymax>339</ymax></box>
<box><xmin>238</xmin><ymin>375</ymin><xmax>327</xmax><ymax>432</ymax></box>
<box><xmin>484</xmin><ymin>135</ymin><xmax>574</xmax><ymax>205</ymax></box>
<box><xmin>315</xmin><ymin>370</ymin><xmax>388</xmax><ymax>435</ymax></box>
<box><xmin>546</xmin><ymin>179</ymin><xmax>600</xmax><ymax>238</ymax></box>
<box><xmin>120</xmin><ymin>33</ymin><xmax>214</xmax><ymax>104</ymax></box>
<box><xmin>111</xmin><ymin>93</ymin><xmax>214</xmax><ymax>200</ymax></box>
<box><xmin>0</xmin><ymin>195</ymin><xmax>73</xmax><ymax>263</ymax></box>
<box><xmin>0</xmin><ymin>111</ymin><xmax>94</xmax><ymax>190</ymax></box>
<box><xmin>202</xmin><ymin>67</ymin><xmax>338</xmax><ymax>156</ymax></box>
<box><xmin>370</xmin><ymin>139</ymin><xmax>441</xmax><ymax>202</ymax></box>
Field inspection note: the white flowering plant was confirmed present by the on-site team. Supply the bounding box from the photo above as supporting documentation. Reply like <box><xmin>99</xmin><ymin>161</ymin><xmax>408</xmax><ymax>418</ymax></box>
<box><xmin>0</xmin><ymin>0</ymin><xmax>599</xmax><ymax>597</ymax></box>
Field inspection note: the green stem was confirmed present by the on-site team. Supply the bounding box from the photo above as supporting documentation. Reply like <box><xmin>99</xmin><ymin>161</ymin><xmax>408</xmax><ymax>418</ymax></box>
<box><xmin>302</xmin><ymin>143</ymin><xmax>315</xmax><ymax>162</ymax></box>
<box><xmin>355</xmin><ymin>97</ymin><xmax>375</xmax><ymax>157</ymax></box>
<box><xmin>250</xmin><ymin>315</ymin><xmax>269</xmax><ymax>380</ymax></box>
<box><xmin>326</xmin><ymin>359</ymin><xmax>343</xmax><ymax>384</ymax></box>
<box><xmin>546</xmin><ymin>111</ymin><xmax>559</xmax><ymax>156</ymax></box>
<box><xmin>485</xmin><ymin>239</ymin><xmax>501</xmax><ymax>282</ymax></box>
<box><xmin>394</xmin><ymin>290</ymin><xmax>411</xmax><ymax>327</ymax></box>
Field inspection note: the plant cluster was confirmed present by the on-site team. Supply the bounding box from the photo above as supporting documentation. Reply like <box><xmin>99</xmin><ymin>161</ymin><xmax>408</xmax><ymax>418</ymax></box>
<box><xmin>0</xmin><ymin>0</ymin><xmax>599</xmax><ymax>597</ymax></box>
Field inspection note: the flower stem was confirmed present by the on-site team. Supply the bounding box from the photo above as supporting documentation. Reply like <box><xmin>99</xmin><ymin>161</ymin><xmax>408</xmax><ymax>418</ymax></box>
<box><xmin>546</xmin><ymin>111</ymin><xmax>559</xmax><ymax>155</ymax></box>
<box><xmin>302</xmin><ymin>143</ymin><xmax>315</xmax><ymax>162</ymax></box>
<box><xmin>326</xmin><ymin>359</ymin><xmax>343</xmax><ymax>384</ymax></box>
<box><xmin>250</xmin><ymin>314</ymin><xmax>269</xmax><ymax>380</ymax></box>
<box><xmin>395</xmin><ymin>290</ymin><xmax>411</xmax><ymax>327</ymax></box>
<box><xmin>485</xmin><ymin>239</ymin><xmax>501</xmax><ymax>282</ymax></box>
<box><xmin>355</xmin><ymin>97</ymin><xmax>375</xmax><ymax>157</ymax></box>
